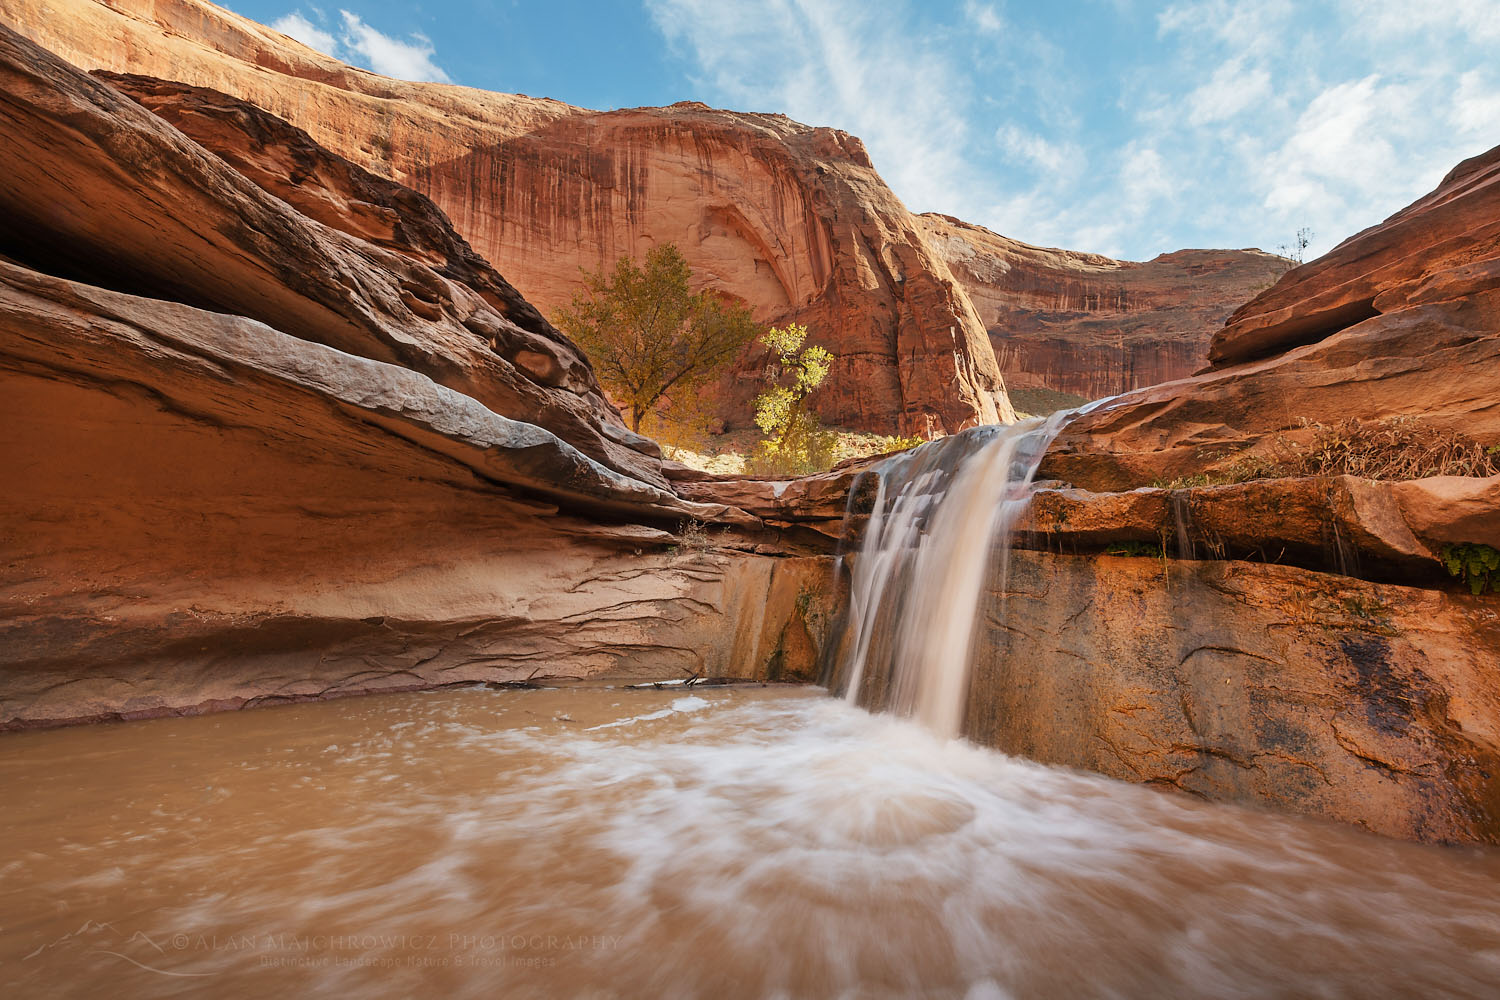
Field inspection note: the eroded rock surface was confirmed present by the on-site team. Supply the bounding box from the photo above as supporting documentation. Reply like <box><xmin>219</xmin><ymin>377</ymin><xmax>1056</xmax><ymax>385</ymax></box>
<box><xmin>968</xmin><ymin>551</ymin><xmax>1500</xmax><ymax>844</ymax></box>
<box><xmin>0</xmin><ymin>25</ymin><xmax>664</xmax><ymax>486</ymax></box>
<box><xmin>1211</xmin><ymin>145</ymin><xmax>1500</xmax><ymax>368</ymax></box>
<box><xmin>0</xmin><ymin>25</ymin><xmax>838</xmax><ymax>728</ymax></box>
<box><xmin>0</xmin><ymin>0</ymin><xmax>1011</xmax><ymax>435</ymax></box>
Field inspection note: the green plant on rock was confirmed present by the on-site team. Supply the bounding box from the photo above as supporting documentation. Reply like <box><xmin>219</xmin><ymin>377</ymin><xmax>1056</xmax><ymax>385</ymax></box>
<box><xmin>1440</xmin><ymin>543</ymin><xmax>1500</xmax><ymax>595</ymax></box>
<box><xmin>747</xmin><ymin>323</ymin><xmax>837</xmax><ymax>477</ymax></box>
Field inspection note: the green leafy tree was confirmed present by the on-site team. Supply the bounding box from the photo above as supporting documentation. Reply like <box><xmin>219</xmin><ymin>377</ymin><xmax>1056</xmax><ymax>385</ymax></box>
<box><xmin>555</xmin><ymin>244</ymin><xmax>759</xmax><ymax>434</ymax></box>
<box><xmin>748</xmin><ymin>323</ymin><xmax>837</xmax><ymax>476</ymax></box>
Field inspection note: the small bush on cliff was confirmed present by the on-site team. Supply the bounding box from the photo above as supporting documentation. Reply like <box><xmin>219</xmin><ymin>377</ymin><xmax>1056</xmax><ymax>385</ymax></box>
<box><xmin>747</xmin><ymin>323</ymin><xmax>837</xmax><ymax>476</ymax></box>
<box><xmin>555</xmin><ymin>244</ymin><xmax>759</xmax><ymax>434</ymax></box>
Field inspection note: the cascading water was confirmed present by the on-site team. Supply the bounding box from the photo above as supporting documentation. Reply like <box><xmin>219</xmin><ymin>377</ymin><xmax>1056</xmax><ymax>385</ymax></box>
<box><xmin>834</xmin><ymin>408</ymin><xmax>1081</xmax><ymax>738</ymax></box>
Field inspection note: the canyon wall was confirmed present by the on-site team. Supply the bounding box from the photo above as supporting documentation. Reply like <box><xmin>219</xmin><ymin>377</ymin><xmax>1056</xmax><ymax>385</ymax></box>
<box><xmin>968</xmin><ymin>551</ymin><xmax>1500</xmax><ymax>844</ymax></box>
<box><xmin>918</xmin><ymin>214</ymin><xmax>1287</xmax><ymax>405</ymax></box>
<box><xmin>2</xmin><ymin>2</ymin><xmax>1497</xmax><ymax>848</ymax></box>
<box><xmin>978</xmin><ymin>139</ymin><xmax>1500</xmax><ymax>843</ymax></box>
<box><xmin>1044</xmin><ymin>143</ymin><xmax>1500</xmax><ymax>492</ymax></box>
<box><xmin>0</xmin><ymin>0</ymin><xmax>1010</xmax><ymax>435</ymax></box>
<box><xmin>0</xmin><ymin>24</ymin><xmax>838</xmax><ymax>728</ymax></box>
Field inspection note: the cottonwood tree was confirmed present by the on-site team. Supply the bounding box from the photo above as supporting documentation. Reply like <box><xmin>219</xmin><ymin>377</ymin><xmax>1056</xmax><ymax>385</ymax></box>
<box><xmin>556</xmin><ymin>244</ymin><xmax>759</xmax><ymax>434</ymax></box>
<box><xmin>748</xmin><ymin>323</ymin><xmax>837</xmax><ymax>476</ymax></box>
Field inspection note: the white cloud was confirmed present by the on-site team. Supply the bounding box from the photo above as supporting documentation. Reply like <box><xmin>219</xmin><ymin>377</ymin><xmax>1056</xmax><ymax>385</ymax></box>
<box><xmin>1453</xmin><ymin>70</ymin><xmax>1500</xmax><ymax>138</ymax></box>
<box><xmin>647</xmin><ymin>0</ymin><xmax>973</xmax><ymax>214</ymax></box>
<box><xmin>964</xmin><ymin>1</ymin><xmax>1005</xmax><ymax>34</ymax></box>
<box><xmin>1120</xmin><ymin>143</ymin><xmax>1174</xmax><ymax>206</ymax></box>
<box><xmin>270</xmin><ymin>12</ymin><xmax>337</xmax><ymax>55</ymax></box>
<box><xmin>1341</xmin><ymin>0</ymin><xmax>1500</xmax><ymax>47</ymax></box>
<box><xmin>339</xmin><ymin>11</ymin><xmax>450</xmax><ymax>83</ymax></box>
<box><xmin>1185</xmin><ymin>58</ymin><xmax>1272</xmax><ymax>126</ymax></box>
<box><xmin>267</xmin><ymin>9</ymin><xmax>451</xmax><ymax>83</ymax></box>
<box><xmin>1157</xmin><ymin>0</ymin><xmax>1294</xmax><ymax>58</ymax></box>
<box><xmin>996</xmin><ymin>125</ymin><xmax>1079</xmax><ymax>178</ymax></box>
<box><xmin>647</xmin><ymin>0</ymin><xmax>1498</xmax><ymax>262</ymax></box>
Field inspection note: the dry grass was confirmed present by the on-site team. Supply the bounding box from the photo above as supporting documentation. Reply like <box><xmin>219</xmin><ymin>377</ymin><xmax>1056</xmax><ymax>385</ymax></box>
<box><xmin>1282</xmin><ymin>416</ymin><xmax>1499</xmax><ymax>479</ymax></box>
<box><xmin>1159</xmin><ymin>416</ymin><xmax>1500</xmax><ymax>488</ymax></box>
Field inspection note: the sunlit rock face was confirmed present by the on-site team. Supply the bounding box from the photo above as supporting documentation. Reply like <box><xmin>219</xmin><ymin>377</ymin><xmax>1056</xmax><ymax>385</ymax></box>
<box><xmin>1043</xmin><ymin>142</ymin><xmax>1500</xmax><ymax>493</ymax></box>
<box><xmin>918</xmin><ymin>213</ymin><xmax>1288</xmax><ymax>403</ymax></box>
<box><xmin>969</xmin><ymin>552</ymin><xmax>1500</xmax><ymax>845</ymax></box>
<box><xmin>1210</xmin><ymin>144</ymin><xmax>1500</xmax><ymax>368</ymax></box>
<box><xmin>986</xmin><ymin>140</ymin><xmax>1500</xmax><ymax>843</ymax></box>
<box><xmin>0</xmin><ymin>24</ymin><xmax>840</xmax><ymax>728</ymax></box>
<box><xmin>0</xmin><ymin>0</ymin><xmax>1012</xmax><ymax>435</ymax></box>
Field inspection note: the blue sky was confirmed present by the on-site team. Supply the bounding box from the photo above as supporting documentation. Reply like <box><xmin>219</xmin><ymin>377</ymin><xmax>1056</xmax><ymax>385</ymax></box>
<box><xmin>228</xmin><ymin>1</ymin><xmax>1500</xmax><ymax>262</ymax></box>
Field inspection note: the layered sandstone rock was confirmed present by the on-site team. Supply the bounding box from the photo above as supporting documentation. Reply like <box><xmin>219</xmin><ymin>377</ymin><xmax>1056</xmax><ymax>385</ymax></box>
<box><xmin>993</xmin><ymin>146</ymin><xmax>1500</xmax><ymax>841</ymax></box>
<box><xmin>0</xmin><ymin>261</ymin><xmax>839</xmax><ymax>728</ymax></box>
<box><xmin>0</xmin><ymin>25</ymin><xmax>839</xmax><ymax>728</ymax></box>
<box><xmin>918</xmin><ymin>214</ymin><xmax>1287</xmax><ymax>404</ymax></box>
<box><xmin>0</xmin><ymin>0</ymin><xmax>1011</xmax><ymax>435</ymax></box>
<box><xmin>1043</xmin><ymin>143</ymin><xmax>1500</xmax><ymax>492</ymax></box>
<box><xmin>0</xmin><ymin>25</ymin><xmax>666</xmax><ymax>487</ymax></box>
<box><xmin>968</xmin><ymin>551</ymin><xmax>1500</xmax><ymax>844</ymax></box>
<box><xmin>1211</xmin><ymin>145</ymin><xmax>1500</xmax><ymax>368</ymax></box>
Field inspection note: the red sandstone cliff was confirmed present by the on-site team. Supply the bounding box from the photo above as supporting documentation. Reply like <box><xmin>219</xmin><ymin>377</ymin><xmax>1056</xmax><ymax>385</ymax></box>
<box><xmin>0</xmin><ymin>22</ymin><xmax>837</xmax><ymax>727</ymax></box>
<box><xmin>917</xmin><ymin>214</ymin><xmax>1287</xmax><ymax>404</ymax></box>
<box><xmin>1044</xmin><ymin>143</ymin><xmax>1500</xmax><ymax>493</ymax></box>
<box><xmin>0</xmin><ymin>0</ymin><xmax>1011</xmax><ymax>435</ymax></box>
<box><xmin>1210</xmin><ymin>144</ymin><xmax>1500</xmax><ymax>368</ymax></box>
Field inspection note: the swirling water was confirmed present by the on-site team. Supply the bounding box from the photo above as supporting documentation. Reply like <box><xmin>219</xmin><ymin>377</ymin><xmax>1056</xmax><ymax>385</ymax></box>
<box><xmin>3</xmin><ymin>686</ymin><xmax>1499</xmax><ymax>999</ymax></box>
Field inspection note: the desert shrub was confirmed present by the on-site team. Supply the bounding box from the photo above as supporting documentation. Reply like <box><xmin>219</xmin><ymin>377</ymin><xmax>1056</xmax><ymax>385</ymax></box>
<box><xmin>673</xmin><ymin>518</ymin><xmax>714</xmax><ymax>554</ymax></box>
<box><xmin>1283</xmin><ymin>417</ymin><xmax>1499</xmax><ymax>480</ymax></box>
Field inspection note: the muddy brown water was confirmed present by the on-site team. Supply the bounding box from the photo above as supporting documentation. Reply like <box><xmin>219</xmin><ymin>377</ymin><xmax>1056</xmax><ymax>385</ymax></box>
<box><xmin>3</xmin><ymin>686</ymin><xmax>1499</xmax><ymax>999</ymax></box>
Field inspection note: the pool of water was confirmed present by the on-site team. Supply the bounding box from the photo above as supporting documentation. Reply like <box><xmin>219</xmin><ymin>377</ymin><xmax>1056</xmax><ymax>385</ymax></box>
<box><xmin>3</xmin><ymin>686</ymin><xmax>1499</xmax><ymax>998</ymax></box>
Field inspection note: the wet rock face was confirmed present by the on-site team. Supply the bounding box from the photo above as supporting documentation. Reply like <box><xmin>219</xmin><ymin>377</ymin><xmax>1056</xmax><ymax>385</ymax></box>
<box><xmin>0</xmin><ymin>0</ymin><xmax>1010</xmax><ymax>435</ymax></box>
<box><xmin>969</xmin><ymin>552</ymin><xmax>1500</xmax><ymax>845</ymax></box>
<box><xmin>918</xmin><ymin>214</ymin><xmax>1288</xmax><ymax>403</ymax></box>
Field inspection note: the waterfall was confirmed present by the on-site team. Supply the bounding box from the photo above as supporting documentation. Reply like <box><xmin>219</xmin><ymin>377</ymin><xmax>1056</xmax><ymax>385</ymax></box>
<box><xmin>833</xmin><ymin>409</ymin><xmax>1078</xmax><ymax>739</ymax></box>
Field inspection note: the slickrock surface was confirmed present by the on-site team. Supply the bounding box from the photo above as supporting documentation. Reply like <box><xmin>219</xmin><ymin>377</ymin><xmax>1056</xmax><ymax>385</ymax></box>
<box><xmin>0</xmin><ymin>0</ymin><xmax>1011</xmax><ymax>435</ymax></box>
<box><xmin>1211</xmin><ymin>145</ymin><xmax>1500</xmax><ymax>368</ymax></box>
<box><xmin>919</xmin><ymin>214</ymin><xmax>1287</xmax><ymax>402</ymax></box>
<box><xmin>0</xmin><ymin>25</ymin><xmax>838</xmax><ymax>727</ymax></box>
<box><xmin>0</xmin><ymin>26</ymin><xmax>664</xmax><ymax>487</ymax></box>
<box><xmin>1044</xmin><ymin>144</ymin><xmax>1500</xmax><ymax>492</ymax></box>
<box><xmin>0</xmin><ymin>261</ymin><xmax>837</xmax><ymax>727</ymax></box>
